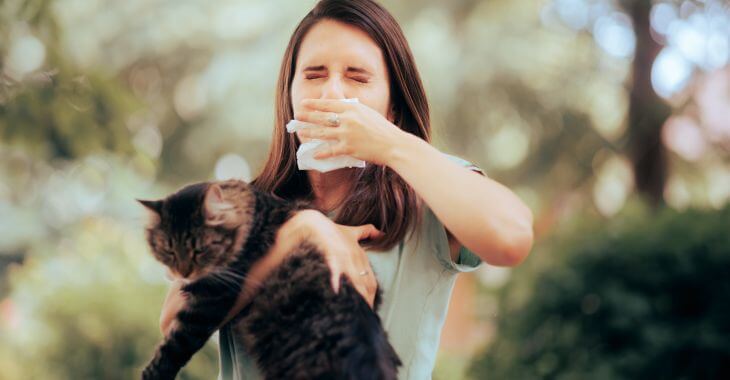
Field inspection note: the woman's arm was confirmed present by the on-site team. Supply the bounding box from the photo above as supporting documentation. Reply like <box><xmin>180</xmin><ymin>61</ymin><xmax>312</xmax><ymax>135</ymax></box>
<box><xmin>157</xmin><ymin>212</ymin><xmax>323</xmax><ymax>336</ymax></box>
<box><xmin>282</xmin><ymin>210</ymin><xmax>381</xmax><ymax>307</ymax></box>
<box><xmin>294</xmin><ymin>98</ymin><xmax>533</xmax><ymax>267</ymax></box>
<box><xmin>386</xmin><ymin>133</ymin><xmax>534</xmax><ymax>267</ymax></box>
<box><xmin>160</xmin><ymin>280</ymin><xmax>186</xmax><ymax>336</ymax></box>
<box><xmin>218</xmin><ymin>209</ymin><xmax>381</xmax><ymax>315</ymax></box>
<box><xmin>159</xmin><ymin>210</ymin><xmax>380</xmax><ymax>336</ymax></box>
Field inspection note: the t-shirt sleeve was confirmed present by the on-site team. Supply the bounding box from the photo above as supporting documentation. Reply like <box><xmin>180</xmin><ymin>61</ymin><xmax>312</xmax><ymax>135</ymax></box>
<box><xmin>427</xmin><ymin>153</ymin><xmax>485</xmax><ymax>273</ymax></box>
<box><xmin>443</xmin><ymin>153</ymin><xmax>487</xmax><ymax>178</ymax></box>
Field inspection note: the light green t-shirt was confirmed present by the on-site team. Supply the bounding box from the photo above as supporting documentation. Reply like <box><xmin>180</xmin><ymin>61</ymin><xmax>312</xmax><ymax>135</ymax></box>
<box><xmin>218</xmin><ymin>154</ymin><xmax>483</xmax><ymax>380</ymax></box>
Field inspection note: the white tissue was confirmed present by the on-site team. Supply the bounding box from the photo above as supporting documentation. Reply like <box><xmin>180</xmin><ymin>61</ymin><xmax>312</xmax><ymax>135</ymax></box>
<box><xmin>287</xmin><ymin>98</ymin><xmax>367</xmax><ymax>173</ymax></box>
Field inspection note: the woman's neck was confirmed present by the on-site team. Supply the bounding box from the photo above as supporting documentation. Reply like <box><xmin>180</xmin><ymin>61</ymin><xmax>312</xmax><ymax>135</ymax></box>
<box><xmin>308</xmin><ymin>168</ymin><xmax>353</xmax><ymax>213</ymax></box>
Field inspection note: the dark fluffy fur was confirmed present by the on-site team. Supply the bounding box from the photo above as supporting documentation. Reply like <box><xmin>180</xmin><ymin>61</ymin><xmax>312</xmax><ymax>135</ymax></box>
<box><xmin>138</xmin><ymin>179</ymin><xmax>400</xmax><ymax>380</ymax></box>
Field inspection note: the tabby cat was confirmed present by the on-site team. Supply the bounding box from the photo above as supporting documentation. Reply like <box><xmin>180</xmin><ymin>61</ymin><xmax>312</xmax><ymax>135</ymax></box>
<box><xmin>138</xmin><ymin>179</ymin><xmax>400</xmax><ymax>380</ymax></box>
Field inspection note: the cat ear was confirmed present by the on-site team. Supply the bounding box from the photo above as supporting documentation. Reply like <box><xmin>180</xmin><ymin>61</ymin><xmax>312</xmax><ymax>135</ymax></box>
<box><xmin>137</xmin><ymin>199</ymin><xmax>162</xmax><ymax>227</ymax></box>
<box><xmin>204</xmin><ymin>184</ymin><xmax>236</xmax><ymax>227</ymax></box>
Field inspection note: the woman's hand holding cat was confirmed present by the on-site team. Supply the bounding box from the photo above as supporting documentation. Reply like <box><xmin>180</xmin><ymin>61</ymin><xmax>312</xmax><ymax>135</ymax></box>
<box><xmin>287</xmin><ymin>210</ymin><xmax>382</xmax><ymax>308</ymax></box>
<box><xmin>159</xmin><ymin>279</ymin><xmax>186</xmax><ymax>337</ymax></box>
<box><xmin>158</xmin><ymin>209</ymin><xmax>382</xmax><ymax>335</ymax></box>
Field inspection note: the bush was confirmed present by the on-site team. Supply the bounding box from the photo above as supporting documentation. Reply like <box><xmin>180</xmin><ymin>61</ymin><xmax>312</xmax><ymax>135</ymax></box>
<box><xmin>0</xmin><ymin>217</ymin><xmax>218</xmax><ymax>380</ymax></box>
<box><xmin>470</xmin><ymin>205</ymin><xmax>730</xmax><ymax>380</ymax></box>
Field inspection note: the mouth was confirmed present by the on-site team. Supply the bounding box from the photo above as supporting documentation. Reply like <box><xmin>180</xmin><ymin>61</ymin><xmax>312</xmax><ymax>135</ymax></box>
<box><xmin>167</xmin><ymin>268</ymin><xmax>196</xmax><ymax>283</ymax></box>
<box><xmin>180</xmin><ymin>269</ymin><xmax>208</xmax><ymax>283</ymax></box>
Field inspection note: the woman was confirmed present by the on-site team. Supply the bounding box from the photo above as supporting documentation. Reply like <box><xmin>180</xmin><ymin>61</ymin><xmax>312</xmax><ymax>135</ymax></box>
<box><xmin>160</xmin><ymin>0</ymin><xmax>534</xmax><ymax>378</ymax></box>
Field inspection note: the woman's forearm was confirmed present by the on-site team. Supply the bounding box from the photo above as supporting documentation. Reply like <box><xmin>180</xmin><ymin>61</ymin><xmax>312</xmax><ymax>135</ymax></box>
<box><xmin>159</xmin><ymin>214</ymin><xmax>313</xmax><ymax>337</ymax></box>
<box><xmin>385</xmin><ymin>132</ymin><xmax>534</xmax><ymax>266</ymax></box>
<box><xmin>160</xmin><ymin>280</ymin><xmax>186</xmax><ymax>336</ymax></box>
<box><xmin>219</xmin><ymin>212</ymin><xmax>316</xmax><ymax>322</ymax></box>
<box><xmin>158</xmin><ymin>210</ymin><xmax>382</xmax><ymax>335</ymax></box>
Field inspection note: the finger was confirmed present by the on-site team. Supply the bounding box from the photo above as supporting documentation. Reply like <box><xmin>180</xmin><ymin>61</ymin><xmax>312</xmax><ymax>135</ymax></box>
<box><xmin>365</xmin><ymin>274</ymin><xmax>378</xmax><ymax>295</ymax></box>
<box><xmin>295</xmin><ymin>110</ymin><xmax>342</xmax><ymax>127</ymax></box>
<box><xmin>329</xmin><ymin>261</ymin><xmax>342</xmax><ymax>294</ymax></box>
<box><xmin>339</xmin><ymin>247</ymin><xmax>375</xmax><ymax>307</ymax></box>
<box><xmin>297</xmin><ymin>127</ymin><xmax>340</xmax><ymax>141</ymax></box>
<box><xmin>314</xmin><ymin>142</ymin><xmax>351</xmax><ymax>159</ymax></box>
<box><xmin>301</xmin><ymin>98</ymin><xmax>351</xmax><ymax>113</ymax></box>
<box><xmin>356</xmin><ymin>224</ymin><xmax>384</xmax><ymax>241</ymax></box>
<box><xmin>355</xmin><ymin>272</ymin><xmax>377</xmax><ymax>308</ymax></box>
<box><xmin>351</xmin><ymin>255</ymin><xmax>374</xmax><ymax>299</ymax></box>
<box><xmin>332</xmin><ymin>228</ymin><xmax>376</xmax><ymax>306</ymax></box>
<box><xmin>354</xmin><ymin>283</ymin><xmax>371</xmax><ymax>304</ymax></box>
<box><xmin>345</xmin><ymin>250</ymin><xmax>368</xmax><ymax>283</ymax></box>
<box><xmin>351</xmin><ymin>248</ymin><xmax>369</xmax><ymax>276</ymax></box>
<box><xmin>365</xmin><ymin>279</ymin><xmax>377</xmax><ymax>308</ymax></box>
<box><xmin>322</xmin><ymin>247</ymin><xmax>345</xmax><ymax>294</ymax></box>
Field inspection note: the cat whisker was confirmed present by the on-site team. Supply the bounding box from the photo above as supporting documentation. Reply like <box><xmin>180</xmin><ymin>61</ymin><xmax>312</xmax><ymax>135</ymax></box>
<box><xmin>206</xmin><ymin>268</ymin><xmax>266</xmax><ymax>293</ymax></box>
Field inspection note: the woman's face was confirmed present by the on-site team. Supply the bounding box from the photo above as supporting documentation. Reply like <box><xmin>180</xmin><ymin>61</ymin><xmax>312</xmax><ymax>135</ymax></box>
<box><xmin>291</xmin><ymin>19</ymin><xmax>392</xmax><ymax>123</ymax></box>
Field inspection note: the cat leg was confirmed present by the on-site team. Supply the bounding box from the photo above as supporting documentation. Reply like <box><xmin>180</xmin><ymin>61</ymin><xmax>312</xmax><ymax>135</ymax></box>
<box><xmin>142</xmin><ymin>278</ymin><xmax>239</xmax><ymax>379</ymax></box>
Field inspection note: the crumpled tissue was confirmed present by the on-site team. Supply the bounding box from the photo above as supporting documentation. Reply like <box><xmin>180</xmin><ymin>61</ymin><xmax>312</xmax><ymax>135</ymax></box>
<box><xmin>286</xmin><ymin>98</ymin><xmax>366</xmax><ymax>173</ymax></box>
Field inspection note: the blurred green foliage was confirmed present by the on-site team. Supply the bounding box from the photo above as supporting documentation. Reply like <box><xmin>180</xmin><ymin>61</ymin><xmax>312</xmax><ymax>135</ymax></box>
<box><xmin>0</xmin><ymin>0</ymin><xmax>139</xmax><ymax>161</ymax></box>
<box><xmin>1</xmin><ymin>0</ymin><xmax>728</xmax><ymax>378</ymax></box>
<box><xmin>0</xmin><ymin>70</ymin><xmax>139</xmax><ymax>159</ymax></box>
<box><xmin>0</xmin><ymin>217</ymin><xmax>218</xmax><ymax>380</ymax></box>
<box><xmin>470</xmin><ymin>204</ymin><xmax>730</xmax><ymax>379</ymax></box>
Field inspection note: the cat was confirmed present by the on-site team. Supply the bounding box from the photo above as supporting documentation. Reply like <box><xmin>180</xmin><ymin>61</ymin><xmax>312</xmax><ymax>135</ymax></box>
<box><xmin>138</xmin><ymin>179</ymin><xmax>401</xmax><ymax>380</ymax></box>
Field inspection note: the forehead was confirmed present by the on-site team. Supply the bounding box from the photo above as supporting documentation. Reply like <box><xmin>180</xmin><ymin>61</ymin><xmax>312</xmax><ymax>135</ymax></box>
<box><xmin>296</xmin><ymin>19</ymin><xmax>387</xmax><ymax>75</ymax></box>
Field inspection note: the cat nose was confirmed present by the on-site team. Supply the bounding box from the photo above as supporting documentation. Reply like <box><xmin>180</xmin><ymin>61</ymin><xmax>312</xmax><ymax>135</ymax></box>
<box><xmin>178</xmin><ymin>262</ymin><xmax>193</xmax><ymax>278</ymax></box>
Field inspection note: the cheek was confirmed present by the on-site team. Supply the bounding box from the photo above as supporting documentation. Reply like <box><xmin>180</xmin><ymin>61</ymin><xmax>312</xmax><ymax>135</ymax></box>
<box><xmin>359</xmin><ymin>92</ymin><xmax>391</xmax><ymax>119</ymax></box>
<box><xmin>290</xmin><ymin>76</ymin><xmax>317</xmax><ymax>112</ymax></box>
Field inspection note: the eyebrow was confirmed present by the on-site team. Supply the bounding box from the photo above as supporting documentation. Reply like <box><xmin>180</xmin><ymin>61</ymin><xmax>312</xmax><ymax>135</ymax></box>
<box><xmin>303</xmin><ymin>65</ymin><xmax>373</xmax><ymax>75</ymax></box>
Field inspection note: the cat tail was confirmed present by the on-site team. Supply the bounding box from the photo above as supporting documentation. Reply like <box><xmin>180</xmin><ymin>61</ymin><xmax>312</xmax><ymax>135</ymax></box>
<box><xmin>344</xmin><ymin>296</ymin><xmax>401</xmax><ymax>380</ymax></box>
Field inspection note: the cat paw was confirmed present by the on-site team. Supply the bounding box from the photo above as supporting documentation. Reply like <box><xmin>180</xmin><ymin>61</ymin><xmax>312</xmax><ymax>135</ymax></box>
<box><xmin>141</xmin><ymin>364</ymin><xmax>178</xmax><ymax>380</ymax></box>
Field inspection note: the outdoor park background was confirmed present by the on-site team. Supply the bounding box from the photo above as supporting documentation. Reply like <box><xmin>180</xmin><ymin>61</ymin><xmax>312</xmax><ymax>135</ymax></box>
<box><xmin>1</xmin><ymin>0</ymin><xmax>729</xmax><ymax>379</ymax></box>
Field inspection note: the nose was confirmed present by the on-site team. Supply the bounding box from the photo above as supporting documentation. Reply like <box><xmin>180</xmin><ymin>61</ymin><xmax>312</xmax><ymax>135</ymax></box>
<box><xmin>320</xmin><ymin>74</ymin><xmax>345</xmax><ymax>100</ymax></box>
<box><xmin>177</xmin><ymin>261</ymin><xmax>193</xmax><ymax>278</ymax></box>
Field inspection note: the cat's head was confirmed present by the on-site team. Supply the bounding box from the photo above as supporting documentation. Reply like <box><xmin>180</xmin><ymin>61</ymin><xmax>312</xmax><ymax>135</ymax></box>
<box><xmin>138</xmin><ymin>179</ymin><xmax>255</xmax><ymax>281</ymax></box>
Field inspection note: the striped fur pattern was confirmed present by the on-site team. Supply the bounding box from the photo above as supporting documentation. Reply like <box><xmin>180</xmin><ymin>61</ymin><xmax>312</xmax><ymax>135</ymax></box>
<box><xmin>138</xmin><ymin>179</ymin><xmax>400</xmax><ymax>379</ymax></box>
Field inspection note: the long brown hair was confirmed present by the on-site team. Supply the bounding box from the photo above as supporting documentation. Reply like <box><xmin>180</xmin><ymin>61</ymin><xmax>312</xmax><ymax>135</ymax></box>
<box><xmin>252</xmin><ymin>0</ymin><xmax>430</xmax><ymax>251</ymax></box>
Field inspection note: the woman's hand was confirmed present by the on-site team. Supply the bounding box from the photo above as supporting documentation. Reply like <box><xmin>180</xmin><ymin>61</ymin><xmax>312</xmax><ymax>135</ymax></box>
<box><xmin>293</xmin><ymin>99</ymin><xmax>406</xmax><ymax>166</ymax></box>
<box><xmin>159</xmin><ymin>280</ymin><xmax>186</xmax><ymax>337</ymax></box>
<box><xmin>287</xmin><ymin>210</ymin><xmax>382</xmax><ymax>307</ymax></box>
<box><xmin>158</xmin><ymin>210</ymin><xmax>382</xmax><ymax>335</ymax></box>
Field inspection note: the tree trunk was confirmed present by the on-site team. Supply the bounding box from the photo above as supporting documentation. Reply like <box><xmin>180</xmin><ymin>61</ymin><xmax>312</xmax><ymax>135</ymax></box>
<box><xmin>625</xmin><ymin>0</ymin><xmax>672</xmax><ymax>208</ymax></box>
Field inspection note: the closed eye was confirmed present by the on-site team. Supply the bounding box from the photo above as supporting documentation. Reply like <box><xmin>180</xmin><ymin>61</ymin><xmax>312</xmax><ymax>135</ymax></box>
<box><xmin>162</xmin><ymin>249</ymin><xmax>176</xmax><ymax>257</ymax></box>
